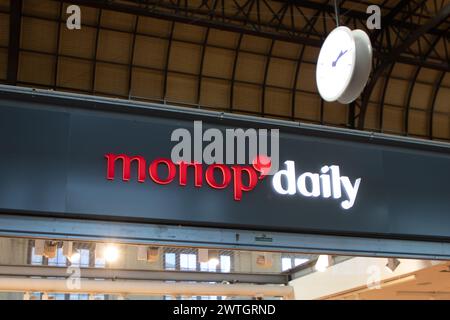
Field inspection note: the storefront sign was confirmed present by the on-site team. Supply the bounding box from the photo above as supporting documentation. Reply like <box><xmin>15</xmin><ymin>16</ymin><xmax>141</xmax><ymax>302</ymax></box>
<box><xmin>105</xmin><ymin>154</ymin><xmax>361</xmax><ymax>209</ymax></box>
<box><xmin>1</xmin><ymin>90</ymin><xmax>450</xmax><ymax>241</ymax></box>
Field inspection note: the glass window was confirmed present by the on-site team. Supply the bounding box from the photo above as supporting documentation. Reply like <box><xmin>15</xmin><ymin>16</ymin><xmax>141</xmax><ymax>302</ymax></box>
<box><xmin>180</xmin><ymin>253</ymin><xmax>197</xmax><ymax>271</ymax></box>
<box><xmin>294</xmin><ymin>258</ymin><xmax>309</xmax><ymax>267</ymax></box>
<box><xmin>200</xmin><ymin>261</ymin><xmax>214</xmax><ymax>272</ymax></box>
<box><xmin>220</xmin><ymin>255</ymin><xmax>231</xmax><ymax>273</ymax></box>
<box><xmin>282</xmin><ymin>257</ymin><xmax>292</xmax><ymax>271</ymax></box>
<box><xmin>31</xmin><ymin>247</ymin><xmax>43</xmax><ymax>266</ymax></box>
<box><xmin>165</xmin><ymin>253</ymin><xmax>176</xmax><ymax>270</ymax></box>
<box><xmin>95</xmin><ymin>254</ymin><xmax>106</xmax><ymax>268</ymax></box>
<box><xmin>48</xmin><ymin>248</ymin><xmax>67</xmax><ymax>267</ymax></box>
<box><xmin>69</xmin><ymin>294</ymin><xmax>89</xmax><ymax>300</ymax></box>
<box><xmin>48</xmin><ymin>293</ymin><xmax>65</xmax><ymax>300</ymax></box>
<box><xmin>71</xmin><ymin>249</ymin><xmax>90</xmax><ymax>267</ymax></box>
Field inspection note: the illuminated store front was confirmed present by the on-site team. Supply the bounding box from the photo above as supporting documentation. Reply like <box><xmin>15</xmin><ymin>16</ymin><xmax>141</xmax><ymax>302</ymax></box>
<box><xmin>0</xmin><ymin>0</ymin><xmax>449</xmax><ymax>300</ymax></box>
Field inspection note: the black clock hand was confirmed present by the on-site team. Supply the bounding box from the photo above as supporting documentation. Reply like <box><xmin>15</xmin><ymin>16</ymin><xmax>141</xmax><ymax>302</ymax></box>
<box><xmin>332</xmin><ymin>49</ymin><xmax>348</xmax><ymax>67</ymax></box>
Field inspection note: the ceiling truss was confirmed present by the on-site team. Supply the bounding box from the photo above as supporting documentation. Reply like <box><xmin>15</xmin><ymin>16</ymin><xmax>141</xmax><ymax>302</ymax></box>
<box><xmin>1</xmin><ymin>0</ymin><xmax>449</xmax><ymax>136</ymax></box>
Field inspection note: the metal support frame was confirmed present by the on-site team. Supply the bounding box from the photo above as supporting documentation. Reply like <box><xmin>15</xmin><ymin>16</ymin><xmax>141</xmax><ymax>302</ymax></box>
<box><xmin>0</xmin><ymin>265</ymin><xmax>287</xmax><ymax>284</ymax></box>
<box><xmin>358</xmin><ymin>2</ymin><xmax>450</xmax><ymax>129</ymax></box>
<box><xmin>3</xmin><ymin>0</ymin><xmax>448</xmax><ymax>138</ymax></box>
<box><xmin>55</xmin><ymin>0</ymin><xmax>449</xmax><ymax>72</ymax></box>
<box><xmin>43</xmin><ymin>0</ymin><xmax>449</xmax><ymax>138</ymax></box>
<box><xmin>0</xmin><ymin>214</ymin><xmax>450</xmax><ymax>260</ymax></box>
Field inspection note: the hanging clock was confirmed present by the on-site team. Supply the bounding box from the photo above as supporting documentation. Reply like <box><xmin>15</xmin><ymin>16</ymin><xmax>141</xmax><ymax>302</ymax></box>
<box><xmin>316</xmin><ymin>26</ymin><xmax>372</xmax><ymax>104</ymax></box>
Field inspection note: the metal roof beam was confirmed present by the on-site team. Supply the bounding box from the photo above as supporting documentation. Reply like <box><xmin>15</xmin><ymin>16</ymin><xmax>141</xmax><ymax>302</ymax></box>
<box><xmin>358</xmin><ymin>3</ymin><xmax>450</xmax><ymax>129</ymax></box>
<box><xmin>56</xmin><ymin>0</ymin><xmax>449</xmax><ymax>71</ymax></box>
<box><xmin>277</xmin><ymin>0</ymin><xmax>442</xmax><ymax>36</ymax></box>
<box><xmin>6</xmin><ymin>0</ymin><xmax>22</xmax><ymax>85</ymax></box>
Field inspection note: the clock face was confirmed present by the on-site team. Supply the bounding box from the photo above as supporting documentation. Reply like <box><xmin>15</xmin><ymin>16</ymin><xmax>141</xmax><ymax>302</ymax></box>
<box><xmin>316</xmin><ymin>27</ymin><xmax>356</xmax><ymax>102</ymax></box>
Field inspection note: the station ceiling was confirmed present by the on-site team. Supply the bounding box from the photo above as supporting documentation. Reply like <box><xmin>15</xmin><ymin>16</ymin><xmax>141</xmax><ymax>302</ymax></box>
<box><xmin>0</xmin><ymin>0</ymin><xmax>449</xmax><ymax>141</ymax></box>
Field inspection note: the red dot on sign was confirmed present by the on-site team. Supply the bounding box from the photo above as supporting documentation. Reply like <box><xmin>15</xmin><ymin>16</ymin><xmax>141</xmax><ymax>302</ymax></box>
<box><xmin>252</xmin><ymin>155</ymin><xmax>272</xmax><ymax>179</ymax></box>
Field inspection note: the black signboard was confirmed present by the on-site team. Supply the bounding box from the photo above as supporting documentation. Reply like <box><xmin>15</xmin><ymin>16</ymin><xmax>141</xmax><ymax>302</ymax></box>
<box><xmin>0</xmin><ymin>88</ymin><xmax>449</xmax><ymax>241</ymax></box>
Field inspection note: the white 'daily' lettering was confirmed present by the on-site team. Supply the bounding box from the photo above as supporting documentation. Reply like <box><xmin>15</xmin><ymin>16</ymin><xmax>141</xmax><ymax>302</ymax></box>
<box><xmin>272</xmin><ymin>160</ymin><xmax>361</xmax><ymax>210</ymax></box>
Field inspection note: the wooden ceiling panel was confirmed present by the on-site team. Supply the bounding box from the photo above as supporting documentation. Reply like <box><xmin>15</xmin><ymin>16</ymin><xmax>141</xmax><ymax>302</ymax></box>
<box><xmin>199</xmin><ymin>78</ymin><xmax>230</xmax><ymax>110</ymax></box>
<box><xmin>264</xmin><ymin>87</ymin><xmax>291</xmax><ymax>117</ymax></box>
<box><xmin>296</xmin><ymin>63</ymin><xmax>317</xmax><ymax>93</ymax></box>
<box><xmin>207</xmin><ymin>29</ymin><xmax>239</xmax><ymax>49</ymax></box>
<box><xmin>57</xmin><ymin>56</ymin><xmax>93</xmax><ymax>91</ymax></box>
<box><xmin>364</xmin><ymin>103</ymin><xmax>381</xmax><ymax>131</ymax></box>
<box><xmin>166</xmin><ymin>73</ymin><xmax>198</xmax><ymax>105</ymax></box>
<box><xmin>137</xmin><ymin>17</ymin><xmax>172</xmax><ymax>38</ymax></box>
<box><xmin>383</xmin><ymin>105</ymin><xmax>405</xmax><ymax>135</ymax></box>
<box><xmin>21</xmin><ymin>17</ymin><xmax>58</xmax><ymax>53</ymax></box>
<box><xmin>385</xmin><ymin>78</ymin><xmax>408</xmax><ymax>107</ymax></box>
<box><xmin>133</xmin><ymin>35</ymin><xmax>167</xmax><ymax>69</ymax></box>
<box><xmin>100</xmin><ymin>10</ymin><xmax>136</xmax><ymax>33</ymax></box>
<box><xmin>410</xmin><ymin>83</ymin><xmax>434</xmax><ymax>110</ymax></box>
<box><xmin>173</xmin><ymin>23</ymin><xmax>205</xmax><ymax>44</ymax></box>
<box><xmin>94</xmin><ymin>62</ymin><xmax>129</xmax><ymax>96</ymax></box>
<box><xmin>441</xmin><ymin>73</ymin><xmax>450</xmax><ymax>87</ymax></box>
<box><xmin>169</xmin><ymin>41</ymin><xmax>202</xmax><ymax>75</ymax></box>
<box><xmin>74</xmin><ymin>5</ymin><xmax>99</xmax><ymax>26</ymax></box>
<box><xmin>294</xmin><ymin>92</ymin><xmax>321</xmax><ymax>122</ymax></box>
<box><xmin>301</xmin><ymin>46</ymin><xmax>320</xmax><ymax>64</ymax></box>
<box><xmin>202</xmin><ymin>47</ymin><xmax>234</xmax><ymax>79</ymax></box>
<box><xmin>432</xmin><ymin>113</ymin><xmax>450</xmax><ymax>139</ymax></box>
<box><xmin>240</xmin><ymin>35</ymin><xmax>271</xmax><ymax>54</ymax></box>
<box><xmin>408</xmin><ymin>109</ymin><xmax>428</xmax><ymax>136</ymax></box>
<box><xmin>391</xmin><ymin>63</ymin><xmax>416</xmax><ymax>80</ymax></box>
<box><xmin>434</xmin><ymin>87</ymin><xmax>450</xmax><ymax>113</ymax></box>
<box><xmin>272</xmin><ymin>41</ymin><xmax>301</xmax><ymax>60</ymax></box>
<box><xmin>97</xmin><ymin>29</ymin><xmax>133</xmax><ymax>64</ymax></box>
<box><xmin>323</xmin><ymin>101</ymin><xmax>347</xmax><ymax>127</ymax></box>
<box><xmin>18</xmin><ymin>51</ymin><xmax>55</xmax><ymax>86</ymax></box>
<box><xmin>235</xmin><ymin>52</ymin><xmax>266</xmax><ymax>84</ymax></box>
<box><xmin>131</xmin><ymin>68</ymin><xmax>164</xmax><ymax>101</ymax></box>
<box><xmin>22</xmin><ymin>0</ymin><xmax>59</xmax><ymax>19</ymax></box>
<box><xmin>417</xmin><ymin>68</ymin><xmax>439</xmax><ymax>84</ymax></box>
<box><xmin>233</xmin><ymin>83</ymin><xmax>262</xmax><ymax>113</ymax></box>
<box><xmin>369</xmin><ymin>77</ymin><xmax>384</xmax><ymax>103</ymax></box>
<box><xmin>60</xmin><ymin>25</ymin><xmax>97</xmax><ymax>59</ymax></box>
<box><xmin>267</xmin><ymin>58</ymin><xmax>296</xmax><ymax>89</ymax></box>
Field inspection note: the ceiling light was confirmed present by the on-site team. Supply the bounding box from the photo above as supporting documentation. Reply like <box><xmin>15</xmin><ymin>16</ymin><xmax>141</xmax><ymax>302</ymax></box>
<box><xmin>315</xmin><ymin>254</ymin><xmax>333</xmax><ymax>272</ymax></box>
<box><xmin>69</xmin><ymin>250</ymin><xmax>80</xmax><ymax>262</ymax></box>
<box><xmin>385</xmin><ymin>258</ymin><xmax>401</xmax><ymax>272</ymax></box>
<box><xmin>104</xmin><ymin>244</ymin><xmax>119</xmax><ymax>263</ymax></box>
<box><xmin>95</xmin><ymin>243</ymin><xmax>105</xmax><ymax>261</ymax></box>
<box><xmin>208</xmin><ymin>250</ymin><xmax>220</xmax><ymax>267</ymax></box>
<box><xmin>63</xmin><ymin>241</ymin><xmax>80</xmax><ymax>262</ymax></box>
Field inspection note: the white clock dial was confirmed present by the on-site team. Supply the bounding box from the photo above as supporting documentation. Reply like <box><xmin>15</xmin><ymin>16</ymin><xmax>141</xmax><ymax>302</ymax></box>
<box><xmin>316</xmin><ymin>26</ymin><xmax>356</xmax><ymax>102</ymax></box>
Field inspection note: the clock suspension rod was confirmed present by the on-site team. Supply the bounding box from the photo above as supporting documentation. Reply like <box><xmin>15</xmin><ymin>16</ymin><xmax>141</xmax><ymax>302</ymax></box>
<box><xmin>334</xmin><ymin>0</ymin><xmax>340</xmax><ymax>27</ymax></box>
